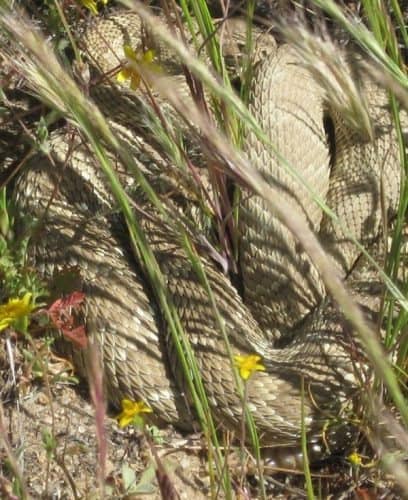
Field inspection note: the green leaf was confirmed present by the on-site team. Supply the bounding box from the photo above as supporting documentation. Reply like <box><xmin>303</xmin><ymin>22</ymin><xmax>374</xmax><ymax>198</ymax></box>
<box><xmin>122</xmin><ymin>462</ymin><xmax>157</xmax><ymax>494</ymax></box>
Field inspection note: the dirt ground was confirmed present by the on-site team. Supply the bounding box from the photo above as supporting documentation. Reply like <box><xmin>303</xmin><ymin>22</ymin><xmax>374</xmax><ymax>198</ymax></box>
<box><xmin>0</xmin><ymin>2</ymin><xmax>407</xmax><ymax>498</ymax></box>
<box><xmin>1</xmin><ymin>337</ymin><xmax>213</xmax><ymax>499</ymax></box>
<box><xmin>1</xmin><ymin>336</ymin><xmax>404</xmax><ymax>500</ymax></box>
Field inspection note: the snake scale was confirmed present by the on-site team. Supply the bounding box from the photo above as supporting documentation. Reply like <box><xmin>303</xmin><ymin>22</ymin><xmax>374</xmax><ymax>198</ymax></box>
<box><xmin>12</xmin><ymin>8</ymin><xmax>401</xmax><ymax>458</ymax></box>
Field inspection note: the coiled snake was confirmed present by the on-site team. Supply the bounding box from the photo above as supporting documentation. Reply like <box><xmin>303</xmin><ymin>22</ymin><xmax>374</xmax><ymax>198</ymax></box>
<box><xmin>12</xmin><ymin>9</ymin><xmax>401</xmax><ymax>457</ymax></box>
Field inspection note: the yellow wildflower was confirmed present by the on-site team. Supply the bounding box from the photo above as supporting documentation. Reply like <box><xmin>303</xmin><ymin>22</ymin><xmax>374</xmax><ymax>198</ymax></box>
<box><xmin>79</xmin><ymin>0</ymin><xmax>108</xmax><ymax>16</ymax></box>
<box><xmin>116</xmin><ymin>45</ymin><xmax>156</xmax><ymax>90</ymax></box>
<box><xmin>234</xmin><ymin>354</ymin><xmax>265</xmax><ymax>381</ymax></box>
<box><xmin>347</xmin><ymin>451</ymin><xmax>362</xmax><ymax>467</ymax></box>
<box><xmin>0</xmin><ymin>292</ymin><xmax>35</xmax><ymax>332</ymax></box>
<box><xmin>116</xmin><ymin>398</ymin><xmax>152</xmax><ymax>428</ymax></box>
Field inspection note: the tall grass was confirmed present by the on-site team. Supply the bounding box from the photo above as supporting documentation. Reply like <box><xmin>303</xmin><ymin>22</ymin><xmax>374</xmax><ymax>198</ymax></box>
<box><xmin>125</xmin><ymin>0</ymin><xmax>408</xmax><ymax>426</ymax></box>
<box><xmin>0</xmin><ymin>0</ymin><xmax>407</xmax><ymax>497</ymax></box>
<box><xmin>305</xmin><ymin>0</ymin><xmax>408</xmax><ymax>484</ymax></box>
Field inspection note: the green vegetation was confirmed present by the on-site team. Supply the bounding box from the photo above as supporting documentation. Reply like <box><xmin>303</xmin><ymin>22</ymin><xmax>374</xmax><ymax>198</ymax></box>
<box><xmin>0</xmin><ymin>0</ymin><xmax>407</xmax><ymax>498</ymax></box>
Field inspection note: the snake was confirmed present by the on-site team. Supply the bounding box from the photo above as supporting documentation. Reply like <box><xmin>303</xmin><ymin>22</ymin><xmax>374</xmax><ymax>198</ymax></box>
<box><xmin>9</xmin><ymin>8</ymin><xmax>401</xmax><ymax>462</ymax></box>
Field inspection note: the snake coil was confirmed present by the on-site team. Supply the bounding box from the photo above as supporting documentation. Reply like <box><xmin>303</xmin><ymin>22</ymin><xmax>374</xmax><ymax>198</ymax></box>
<box><xmin>12</xmin><ymin>10</ymin><xmax>401</xmax><ymax>459</ymax></box>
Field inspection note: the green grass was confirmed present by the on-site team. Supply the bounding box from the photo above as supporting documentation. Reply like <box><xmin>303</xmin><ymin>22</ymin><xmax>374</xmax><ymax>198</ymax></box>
<box><xmin>0</xmin><ymin>0</ymin><xmax>407</xmax><ymax>498</ymax></box>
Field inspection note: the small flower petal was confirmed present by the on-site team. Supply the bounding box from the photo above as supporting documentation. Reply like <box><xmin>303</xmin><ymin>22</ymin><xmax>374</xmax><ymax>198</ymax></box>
<box><xmin>116</xmin><ymin>68</ymin><xmax>131</xmax><ymax>83</ymax></box>
<box><xmin>116</xmin><ymin>399</ymin><xmax>152</xmax><ymax>428</ymax></box>
<box><xmin>348</xmin><ymin>451</ymin><xmax>362</xmax><ymax>466</ymax></box>
<box><xmin>0</xmin><ymin>293</ymin><xmax>35</xmax><ymax>332</ymax></box>
<box><xmin>116</xmin><ymin>45</ymin><xmax>158</xmax><ymax>91</ymax></box>
<box><xmin>124</xmin><ymin>45</ymin><xmax>137</xmax><ymax>61</ymax></box>
<box><xmin>234</xmin><ymin>354</ymin><xmax>266</xmax><ymax>381</ymax></box>
<box><xmin>118</xmin><ymin>414</ymin><xmax>133</xmax><ymax>428</ymax></box>
<box><xmin>143</xmin><ymin>49</ymin><xmax>155</xmax><ymax>64</ymax></box>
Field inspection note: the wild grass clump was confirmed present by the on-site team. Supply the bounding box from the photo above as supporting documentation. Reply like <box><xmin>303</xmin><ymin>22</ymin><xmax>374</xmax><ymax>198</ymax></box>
<box><xmin>0</xmin><ymin>0</ymin><xmax>407</xmax><ymax>498</ymax></box>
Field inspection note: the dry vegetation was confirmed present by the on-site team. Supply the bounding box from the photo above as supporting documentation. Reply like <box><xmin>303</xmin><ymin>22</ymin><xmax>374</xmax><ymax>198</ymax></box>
<box><xmin>0</xmin><ymin>0</ymin><xmax>407</xmax><ymax>498</ymax></box>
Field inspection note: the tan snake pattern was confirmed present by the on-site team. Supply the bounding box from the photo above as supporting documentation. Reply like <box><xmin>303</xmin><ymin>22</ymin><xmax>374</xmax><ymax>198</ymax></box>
<box><xmin>12</xmin><ymin>9</ymin><xmax>401</xmax><ymax>455</ymax></box>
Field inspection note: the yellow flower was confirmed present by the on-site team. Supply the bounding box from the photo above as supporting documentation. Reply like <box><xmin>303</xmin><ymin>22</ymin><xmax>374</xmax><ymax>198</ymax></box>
<box><xmin>116</xmin><ymin>45</ymin><xmax>156</xmax><ymax>90</ymax></box>
<box><xmin>348</xmin><ymin>451</ymin><xmax>362</xmax><ymax>467</ymax></box>
<box><xmin>0</xmin><ymin>292</ymin><xmax>35</xmax><ymax>332</ymax></box>
<box><xmin>234</xmin><ymin>354</ymin><xmax>266</xmax><ymax>381</ymax></box>
<box><xmin>79</xmin><ymin>0</ymin><xmax>108</xmax><ymax>15</ymax></box>
<box><xmin>116</xmin><ymin>398</ymin><xmax>152</xmax><ymax>428</ymax></box>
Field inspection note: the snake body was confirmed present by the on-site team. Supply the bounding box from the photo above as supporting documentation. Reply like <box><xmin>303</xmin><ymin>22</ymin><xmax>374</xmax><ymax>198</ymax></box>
<box><xmin>12</xmin><ymin>10</ymin><xmax>401</xmax><ymax>453</ymax></box>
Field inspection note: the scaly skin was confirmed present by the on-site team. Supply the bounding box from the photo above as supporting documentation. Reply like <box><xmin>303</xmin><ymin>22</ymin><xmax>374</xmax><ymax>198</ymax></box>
<box><xmin>12</xmin><ymin>10</ymin><xmax>400</xmax><ymax>456</ymax></box>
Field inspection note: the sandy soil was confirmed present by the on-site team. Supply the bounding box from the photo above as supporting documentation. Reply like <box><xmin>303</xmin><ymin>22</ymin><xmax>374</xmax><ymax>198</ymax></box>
<box><xmin>1</xmin><ymin>335</ymin><xmax>403</xmax><ymax>499</ymax></box>
<box><xmin>1</xmin><ymin>337</ymin><xmax>211</xmax><ymax>499</ymax></box>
